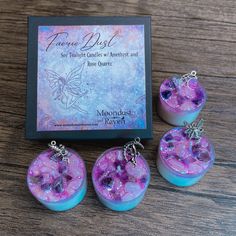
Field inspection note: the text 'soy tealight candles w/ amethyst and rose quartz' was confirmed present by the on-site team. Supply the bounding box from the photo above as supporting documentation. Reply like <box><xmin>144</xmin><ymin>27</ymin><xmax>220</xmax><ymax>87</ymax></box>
<box><xmin>92</xmin><ymin>138</ymin><xmax>150</xmax><ymax>211</ymax></box>
<box><xmin>158</xmin><ymin>71</ymin><xmax>207</xmax><ymax>126</ymax></box>
<box><xmin>27</xmin><ymin>141</ymin><xmax>87</xmax><ymax>211</ymax></box>
<box><xmin>157</xmin><ymin>119</ymin><xmax>215</xmax><ymax>187</ymax></box>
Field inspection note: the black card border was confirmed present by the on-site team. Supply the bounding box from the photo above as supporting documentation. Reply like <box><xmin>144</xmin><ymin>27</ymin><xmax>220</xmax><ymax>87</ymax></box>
<box><xmin>26</xmin><ymin>16</ymin><xmax>152</xmax><ymax>140</ymax></box>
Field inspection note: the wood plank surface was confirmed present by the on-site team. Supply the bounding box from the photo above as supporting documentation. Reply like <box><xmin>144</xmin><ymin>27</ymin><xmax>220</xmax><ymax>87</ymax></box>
<box><xmin>0</xmin><ymin>0</ymin><xmax>235</xmax><ymax>235</ymax></box>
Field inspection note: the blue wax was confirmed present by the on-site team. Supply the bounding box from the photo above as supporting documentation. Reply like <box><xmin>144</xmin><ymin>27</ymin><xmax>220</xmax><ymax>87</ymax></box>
<box><xmin>95</xmin><ymin>190</ymin><xmax>147</xmax><ymax>211</ymax></box>
<box><xmin>39</xmin><ymin>179</ymin><xmax>87</xmax><ymax>211</ymax></box>
<box><xmin>157</xmin><ymin>158</ymin><xmax>202</xmax><ymax>187</ymax></box>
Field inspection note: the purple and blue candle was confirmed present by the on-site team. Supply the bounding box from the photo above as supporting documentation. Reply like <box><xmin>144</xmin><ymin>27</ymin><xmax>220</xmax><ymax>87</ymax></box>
<box><xmin>157</xmin><ymin>126</ymin><xmax>215</xmax><ymax>187</ymax></box>
<box><xmin>92</xmin><ymin>147</ymin><xmax>150</xmax><ymax>211</ymax></box>
<box><xmin>158</xmin><ymin>71</ymin><xmax>207</xmax><ymax>126</ymax></box>
<box><xmin>27</xmin><ymin>148</ymin><xmax>87</xmax><ymax>211</ymax></box>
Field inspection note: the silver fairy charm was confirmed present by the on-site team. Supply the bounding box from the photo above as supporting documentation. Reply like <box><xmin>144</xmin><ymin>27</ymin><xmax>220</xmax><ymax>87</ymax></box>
<box><xmin>184</xmin><ymin>119</ymin><xmax>204</xmax><ymax>140</ymax></box>
<box><xmin>172</xmin><ymin>70</ymin><xmax>198</xmax><ymax>88</ymax></box>
<box><xmin>181</xmin><ymin>70</ymin><xmax>198</xmax><ymax>84</ymax></box>
<box><xmin>123</xmin><ymin>137</ymin><xmax>144</xmax><ymax>166</ymax></box>
<box><xmin>48</xmin><ymin>140</ymin><xmax>69</xmax><ymax>163</ymax></box>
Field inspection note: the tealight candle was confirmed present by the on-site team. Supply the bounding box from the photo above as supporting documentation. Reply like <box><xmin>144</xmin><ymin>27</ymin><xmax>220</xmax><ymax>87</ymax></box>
<box><xmin>158</xmin><ymin>71</ymin><xmax>207</xmax><ymax>126</ymax></box>
<box><xmin>92</xmin><ymin>139</ymin><xmax>150</xmax><ymax>211</ymax></box>
<box><xmin>157</xmin><ymin>120</ymin><xmax>215</xmax><ymax>187</ymax></box>
<box><xmin>27</xmin><ymin>141</ymin><xmax>87</xmax><ymax>211</ymax></box>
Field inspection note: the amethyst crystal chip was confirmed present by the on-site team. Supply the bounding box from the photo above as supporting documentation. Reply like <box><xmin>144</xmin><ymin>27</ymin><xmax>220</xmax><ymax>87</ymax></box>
<box><xmin>165</xmin><ymin>80</ymin><xmax>176</xmax><ymax>89</ymax></box>
<box><xmin>192</xmin><ymin>99</ymin><xmax>202</xmax><ymax>105</ymax></box>
<box><xmin>197</xmin><ymin>152</ymin><xmax>211</xmax><ymax>162</ymax></box>
<box><xmin>101</xmin><ymin>177</ymin><xmax>114</xmax><ymax>191</ymax></box>
<box><xmin>65</xmin><ymin>175</ymin><xmax>73</xmax><ymax>182</ymax></box>
<box><xmin>195</xmin><ymin>89</ymin><xmax>204</xmax><ymax>99</ymax></box>
<box><xmin>177</xmin><ymin>95</ymin><xmax>185</xmax><ymax>105</ymax></box>
<box><xmin>120</xmin><ymin>173</ymin><xmax>129</xmax><ymax>183</ymax></box>
<box><xmin>58</xmin><ymin>163</ymin><xmax>67</xmax><ymax>174</ymax></box>
<box><xmin>165</xmin><ymin>134</ymin><xmax>173</xmax><ymax>142</ymax></box>
<box><xmin>167</xmin><ymin>142</ymin><xmax>174</xmax><ymax>149</ymax></box>
<box><xmin>41</xmin><ymin>183</ymin><xmax>52</xmax><ymax>191</ymax></box>
<box><xmin>192</xmin><ymin>144</ymin><xmax>201</xmax><ymax>156</ymax></box>
<box><xmin>161</xmin><ymin>90</ymin><xmax>172</xmax><ymax>100</ymax></box>
<box><xmin>140</xmin><ymin>176</ymin><xmax>147</xmax><ymax>183</ymax></box>
<box><xmin>53</xmin><ymin>177</ymin><xmax>64</xmax><ymax>193</ymax></box>
<box><xmin>114</xmin><ymin>160</ymin><xmax>126</xmax><ymax>172</ymax></box>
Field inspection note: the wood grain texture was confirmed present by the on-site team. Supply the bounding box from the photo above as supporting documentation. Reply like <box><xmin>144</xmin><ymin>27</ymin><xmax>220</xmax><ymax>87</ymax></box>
<box><xmin>0</xmin><ymin>0</ymin><xmax>236</xmax><ymax>235</ymax></box>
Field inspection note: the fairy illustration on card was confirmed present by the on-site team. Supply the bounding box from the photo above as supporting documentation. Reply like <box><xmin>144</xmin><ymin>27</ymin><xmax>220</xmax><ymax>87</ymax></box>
<box><xmin>45</xmin><ymin>62</ymin><xmax>90</xmax><ymax>114</ymax></box>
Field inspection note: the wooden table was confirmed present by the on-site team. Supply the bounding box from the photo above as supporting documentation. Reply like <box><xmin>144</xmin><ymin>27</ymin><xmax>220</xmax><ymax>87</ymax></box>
<box><xmin>0</xmin><ymin>1</ymin><xmax>235</xmax><ymax>235</ymax></box>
